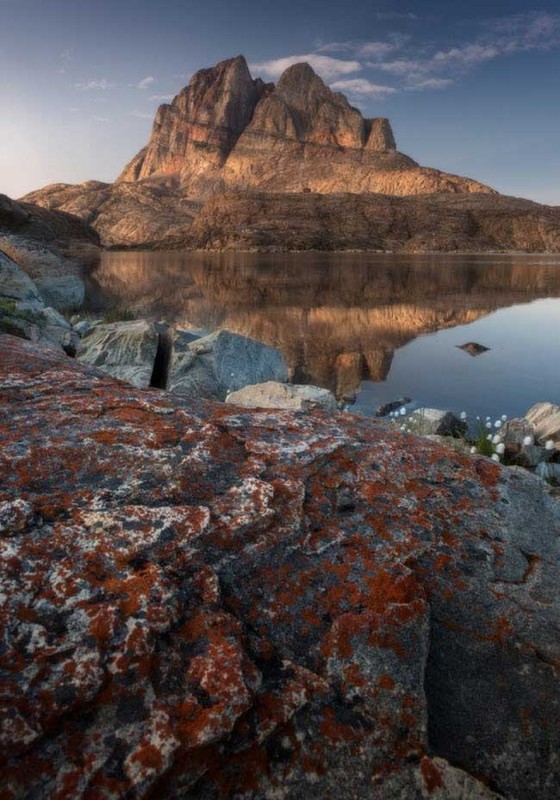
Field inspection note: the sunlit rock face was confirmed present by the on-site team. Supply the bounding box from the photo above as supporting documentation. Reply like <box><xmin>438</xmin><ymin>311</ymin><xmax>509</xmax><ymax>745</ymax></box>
<box><xmin>1</xmin><ymin>334</ymin><xmax>559</xmax><ymax>798</ymax></box>
<box><xmin>85</xmin><ymin>252</ymin><xmax>560</xmax><ymax>395</ymax></box>
<box><xmin>115</xmin><ymin>56</ymin><xmax>489</xmax><ymax>199</ymax></box>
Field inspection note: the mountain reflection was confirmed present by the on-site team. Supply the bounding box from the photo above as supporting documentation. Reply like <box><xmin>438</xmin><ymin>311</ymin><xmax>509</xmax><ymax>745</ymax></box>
<box><xmin>86</xmin><ymin>252</ymin><xmax>560</xmax><ymax>396</ymax></box>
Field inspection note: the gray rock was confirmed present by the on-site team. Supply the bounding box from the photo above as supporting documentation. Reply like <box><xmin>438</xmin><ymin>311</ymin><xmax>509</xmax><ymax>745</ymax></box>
<box><xmin>226</xmin><ymin>381</ymin><xmax>338</xmax><ymax>413</ymax></box>
<box><xmin>76</xmin><ymin>319</ymin><xmax>159</xmax><ymax>388</ymax></box>
<box><xmin>408</xmin><ymin>407</ymin><xmax>467</xmax><ymax>437</ymax></box>
<box><xmin>535</xmin><ymin>462</ymin><xmax>560</xmax><ymax>482</ymax></box>
<box><xmin>34</xmin><ymin>274</ymin><xmax>85</xmax><ymax>310</ymax></box>
<box><xmin>73</xmin><ymin>320</ymin><xmax>93</xmax><ymax>338</ymax></box>
<box><xmin>375</xmin><ymin>396</ymin><xmax>411</xmax><ymax>417</ymax></box>
<box><xmin>168</xmin><ymin>329</ymin><xmax>288</xmax><ymax>400</ymax></box>
<box><xmin>525</xmin><ymin>402</ymin><xmax>560</xmax><ymax>450</ymax></box>
<box><xmin>0</xmin><ymin>252</ymin><xmax>75</xmax><ymax>352</ymax></box>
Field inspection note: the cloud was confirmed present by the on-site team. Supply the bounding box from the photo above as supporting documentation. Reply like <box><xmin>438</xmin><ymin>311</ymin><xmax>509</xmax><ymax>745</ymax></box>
<box><xmin>137</xmin><ymin>76</ymin><xmax>155</xmax><ymax>89</ymax></box>
<box><xmin>374</xmin><ymin>11</ymin><xmax>418</xmax><ymax>21</ymax></box>
<box><xmin>315</xmin><ymin>35</ymin><xmax>409</xmax><ymax>60</ymax></box>
<box><xmin>75</xmin><ymin>79</ymin><xmax>117</xmax><ymax>91</ymax></box>
<box><xmin>405</xmin><ymin>77</ymin><xmax>455</xmax><ymax>91</ymax></box>
<box><xmin>374</xmin><ymin>11</ymin><xmax>560</xmax><ymax>82</ymax></box>
<box><xmin>60</xmin><ymin>47</ymin><xmax>74</xmax><ymax>62</ymax></box>
<box><xmin>250</xmin><ymin>54</ymin><xmax>361</xmax><ymax>81</ymax></box>
<box><xmin>91</xmin><ymin>116</ymin><xmax>109</xmax><ymax>123</ymax></box>
<box><xmin>149</xmin><ymin>93</ymin><xmax>174</xmax><ymax>102</ymax></box>
<box><xmin>130</xmin><ymin>110</ymin><xmax>153</xmax><ymax>119</ymax></box>
<box><xmin>330</xmin><ymin>78</ymin><xmax>397</xmax><ymax>98</ymax></box>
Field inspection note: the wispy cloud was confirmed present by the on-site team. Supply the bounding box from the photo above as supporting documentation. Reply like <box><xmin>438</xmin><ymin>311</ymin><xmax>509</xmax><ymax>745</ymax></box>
<box><xmin>330</xmin><ymin>78</ymin><xmax>397</xmax><ymax>98</ymax></box>
<box><xmin>137</xmin><ymin>75</ymin><xmax>155</xmax><ymax>89</ymax></box>
<box><xmin>91</xmin><ymin>116</ymin><xmax>109</xmax><ymax>123</ymax></box>
<box><xmin>130</xmin><ymin>110</ymin><xmax>153</xmax><ymax>119</ymax></box>
<box><xmin>315</xmin><ymin>35</ymin><xmax>408</xmax><ymax>60</ymax></box>
<box><xmin>250</xmin><ymin>54</ymin><xmax>361</xmax><ymax>81</ymax></box>
<box><xmin>75</xmin><ymin>79</ymin><xmax>118</xmax><ymax>91</ymax></box>
<box><xmin>149</xmin><ymin>93</ymin><xmax>174</xmax><ymax>102</ymax></box>
<box><xmin>375</xmin><ymin>11</ymin><xmax>560</xmax><ymax>83</ymax></box>
<box><xmin>374</xmin><ymin>11</ymin><xmax>418</xmax><ymax>21</ymax></box>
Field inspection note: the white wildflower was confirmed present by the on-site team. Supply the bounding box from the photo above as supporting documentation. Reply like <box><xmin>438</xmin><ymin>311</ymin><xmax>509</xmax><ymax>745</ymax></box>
<box><xmin>400</xmin><ymin>407</ymin><xmax>406</xmax><ymax>416</ymax></box>
<box><xmin>545</xmin><ymin>439</ymin><xmax>555</xmax><ymax>451</ymax></box>
<box><xmin>487</xmin><ymin>434</ymin><xmax>493</xmax><ymax>441</ymax></box>
<box><xmin>523</xmin><ymin>435</ymin><xmax>534</xmax><ymax>446</ymax></box>
<box><xmin>496</xmin><ymin>443</ymin><xmax>506</xmax><ymax>455</ymax></box>
<box><xmin>470</xmin><ymin>446</ymin><xmax>477</xmax><ymax>454</ymax></box>
<box><xmin>501</xmin><ymin>414</ymin><xmax>507</xmax><ymax>422</ymax></box>
<box><xmin>494</xmin><ymin>420</ymin><xmax>502</xmax><ymax>429</ymax></box>
<box><xmin>491</xmin><ymin>454</ymin><xmax>500</xmax><ymax>462</ymax></box>
<box><xmin>485</xmin><ymin>422</ymin><xmax>492</xmax><ymax>429</ymax></box>
<box><xmin>460</xmin><ymin>411</ymin><xmax>467</xmax><ymax>420</ymax></box>
<box><xmin>492</xmin><ymin>434</ymin><xmax>501</xmax><ymax>444</ymax></box>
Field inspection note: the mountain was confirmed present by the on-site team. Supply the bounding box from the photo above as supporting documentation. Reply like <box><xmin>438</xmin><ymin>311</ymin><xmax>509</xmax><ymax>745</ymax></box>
<box><xmin>22</xmin><ymin>55</ymin><xmax>560</xmax><ymax>251</ymax></box>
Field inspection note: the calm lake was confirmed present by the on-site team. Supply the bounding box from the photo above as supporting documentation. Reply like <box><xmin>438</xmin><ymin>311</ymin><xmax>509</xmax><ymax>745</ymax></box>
<box><xmin>85</xmin><ymin>251</ymin><xmax>560</xmax><ymax>420</ymax></box>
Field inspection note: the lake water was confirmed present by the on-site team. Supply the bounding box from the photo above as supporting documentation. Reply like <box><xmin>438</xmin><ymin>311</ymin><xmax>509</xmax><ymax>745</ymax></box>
<box><xmin>85</xmin><ymin>251</ymin><xmax>560</xmax><ymax>420</ymax></box>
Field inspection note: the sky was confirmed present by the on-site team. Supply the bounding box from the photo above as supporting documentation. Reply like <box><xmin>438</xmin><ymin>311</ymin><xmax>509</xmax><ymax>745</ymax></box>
<box><xmin>1</xmin><ymin>0</ymin><xmax>559</xmax><ymax>204</ymax></box>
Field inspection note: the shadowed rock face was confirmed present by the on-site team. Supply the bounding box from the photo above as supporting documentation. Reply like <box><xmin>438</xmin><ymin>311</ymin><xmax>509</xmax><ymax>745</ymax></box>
<box><xmin>1</xmin><ymin>333</ymin><xmax>559</xmax><ymax>798</ymax></box>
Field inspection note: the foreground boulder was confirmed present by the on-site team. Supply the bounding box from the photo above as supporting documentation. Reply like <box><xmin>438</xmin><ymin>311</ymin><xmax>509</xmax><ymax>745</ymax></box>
<box><xmin>76</xmin><ymin>319</ymin><xmax>161</xmax><ymax>389</ymax></box>
<box><xmin>168</xmin><ymin>329</ymin><xmax>289</xmax><ymax>400</ymax></box>
<box><xmin>226</xmin><ymin>381</ymin><xmax>337</xmax><ymax>412</ymax></box>
<box><xmin>1</xmin><ymin>334</ymin><xmax>559</xmax><ymax>799</ymax></box>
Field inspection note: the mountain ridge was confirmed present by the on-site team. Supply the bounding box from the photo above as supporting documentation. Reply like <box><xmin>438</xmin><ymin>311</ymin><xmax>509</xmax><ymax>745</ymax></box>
<box><xmin>21</xmin><ymin>54</ymin><xmax>560</xmax><ymax>251</ymax></box>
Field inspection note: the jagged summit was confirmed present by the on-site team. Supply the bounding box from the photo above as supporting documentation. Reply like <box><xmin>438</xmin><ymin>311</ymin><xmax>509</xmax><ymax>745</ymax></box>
<box><xmin>116</xmin><ymin>53</ymin><xmax>490</xmax><ymax>198</ymax></box>
<box><xmin>23</xmin><ymin>54</ymin><xmax>506</xmax><ymax>248</ymax></box>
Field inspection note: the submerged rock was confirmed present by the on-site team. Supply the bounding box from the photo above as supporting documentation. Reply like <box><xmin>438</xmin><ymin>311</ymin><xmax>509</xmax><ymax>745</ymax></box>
<box><xmin>76</xmin><ymin>319</ymin><xmax>160</xmax><ymax>388</ymax></box>
<box><xmin>226</xmin><ymin>381</ymin><xmax>338</xmax><ymax>413</ymax></box>
<box><xmin>0</xmin><ymin>333</ymin><xmax>559</xmax><ymax>799</ymax></box>
<box><xmin>168</xmin><ymin>328</ymin><xmax>288</xmax><ymax>400</ymax></box>
<box><xmin>457</xmin><ymin>341</ymin><xmax>490</xmax><ymax>356</ymax></box>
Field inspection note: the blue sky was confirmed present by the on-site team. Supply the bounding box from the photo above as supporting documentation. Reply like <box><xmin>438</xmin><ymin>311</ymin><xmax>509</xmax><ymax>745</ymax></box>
<box><xmin>1</xmin><ymin>0</ymin><xmax>559</xmax><ymax>203</ymax></box>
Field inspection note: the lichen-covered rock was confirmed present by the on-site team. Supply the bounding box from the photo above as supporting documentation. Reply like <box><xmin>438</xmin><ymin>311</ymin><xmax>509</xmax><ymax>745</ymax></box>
<box><xmin>76</xmin><ymin>319</ymin><xmax>160</xmax><ymax>388</ymax></box>
<box><xmin>168</xmin><ymin>328</ymin><xmax>288</xmax><ymax>400</ymax></box>
<box><xmin>0</xmin><ymin>333</ymin><xmax>559</xmax><ymax>799</ymax></box>
<box><xmin>226</xmin><ymin>381</ymin><xmax>337</xmax><ymax>413</ymax></box>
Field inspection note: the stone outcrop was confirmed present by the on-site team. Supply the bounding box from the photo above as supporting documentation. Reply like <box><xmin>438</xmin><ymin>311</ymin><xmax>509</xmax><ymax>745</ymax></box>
<box><xmin>76</xmin><ymin>319</ymin><xmax>162</xmax><ymax>389</ymax></box>
<box><xmin>0</xmin><ymin>251</ymin><xmax>78</xmax><ymax>353</ymax></box>
<box><xmin>1</xmin><ymin>333</ymin><xmax>559</xmax><ymax>798</ymax></box>
<box><xmin>525</xmin><ymin>402</ymin><xmax>560</xmax><ymax>450</ymax></box>
<box><xmin>168</xmin><ymin>328</ymin><xmax>289</xmax><ymax>400</ymax></box>
<box><xmin>226</xmin><ymin>381</ymin><xmax>338</xmax><ymax>412</ymax></box>
<box><xmin>185</xmin><ymin>190</ymin><xmax>560</xmax><ymax>252</ymax></box>
<box><xmin>0</xmin><ymin>193</ymin><xmax>100</xmax><ymax>308</ymax></box>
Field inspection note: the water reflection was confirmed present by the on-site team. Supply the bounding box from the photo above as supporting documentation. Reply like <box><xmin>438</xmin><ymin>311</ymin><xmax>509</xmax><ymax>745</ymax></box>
<box><xmin>86</xmin><ymin>251</ymin><xmax>560</xmax><ymax>415</ymax></box>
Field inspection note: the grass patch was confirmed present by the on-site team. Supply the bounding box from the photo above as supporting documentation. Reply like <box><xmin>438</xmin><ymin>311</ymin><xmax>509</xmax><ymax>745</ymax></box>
<box><xmin>102</xmin><ymin>306</ymin><xmax>138</xmax><ymax>323</ymax></box>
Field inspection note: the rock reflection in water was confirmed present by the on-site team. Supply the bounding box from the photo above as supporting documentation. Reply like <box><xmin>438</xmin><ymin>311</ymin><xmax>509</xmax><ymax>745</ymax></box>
<box><xmin>86</xmin><ymin>251</ymin><xmax>560</xmax><ymax>400</ymax></box>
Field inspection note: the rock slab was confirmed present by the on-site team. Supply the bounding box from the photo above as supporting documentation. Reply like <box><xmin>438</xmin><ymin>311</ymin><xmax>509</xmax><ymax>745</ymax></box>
<box><xmin>226</xmin><ymin>381</ymin><xmax>337</xmax><ymax>412</ymax></box>
<box><xmin>0</xmin><ymin>334</ymin><xmax>559</xmax><ymax>799</ymax></box>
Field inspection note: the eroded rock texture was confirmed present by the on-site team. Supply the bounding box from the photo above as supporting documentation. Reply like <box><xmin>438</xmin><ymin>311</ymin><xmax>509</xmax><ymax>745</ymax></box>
<box><xmin>0</xmin><ymin>334</ymin><xmax>559</xmax><ymax>799</ymax></box>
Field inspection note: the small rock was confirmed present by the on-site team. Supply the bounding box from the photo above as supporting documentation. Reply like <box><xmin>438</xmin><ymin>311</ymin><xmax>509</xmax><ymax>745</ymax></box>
<box><xmin>376</xmin><ymin>397</ymin><xmax>412</xmax><ymax>417</ymax></box>
<box><xmin>226</xmin><ymin>382</ymin><xmax>337</xmax><ymax>413</ymax></box>
<box><xmin>535</xmin><ymin>462</ymin><xmax>560</xmax><ymax>482</ymax></box>
<box><xmin>457</xmin><ymin>342</ymin><xmax>490</xmax><ymax>356</ymax></box>
<box><xmin>408</xmin><ymin>408</ymin><xmax>467</xmax><ymax>437</ymax></box>
<box><xmin>525</xmin><ymin>402</ymin><xmax>560</xmax><ymax>450</ymax></box>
